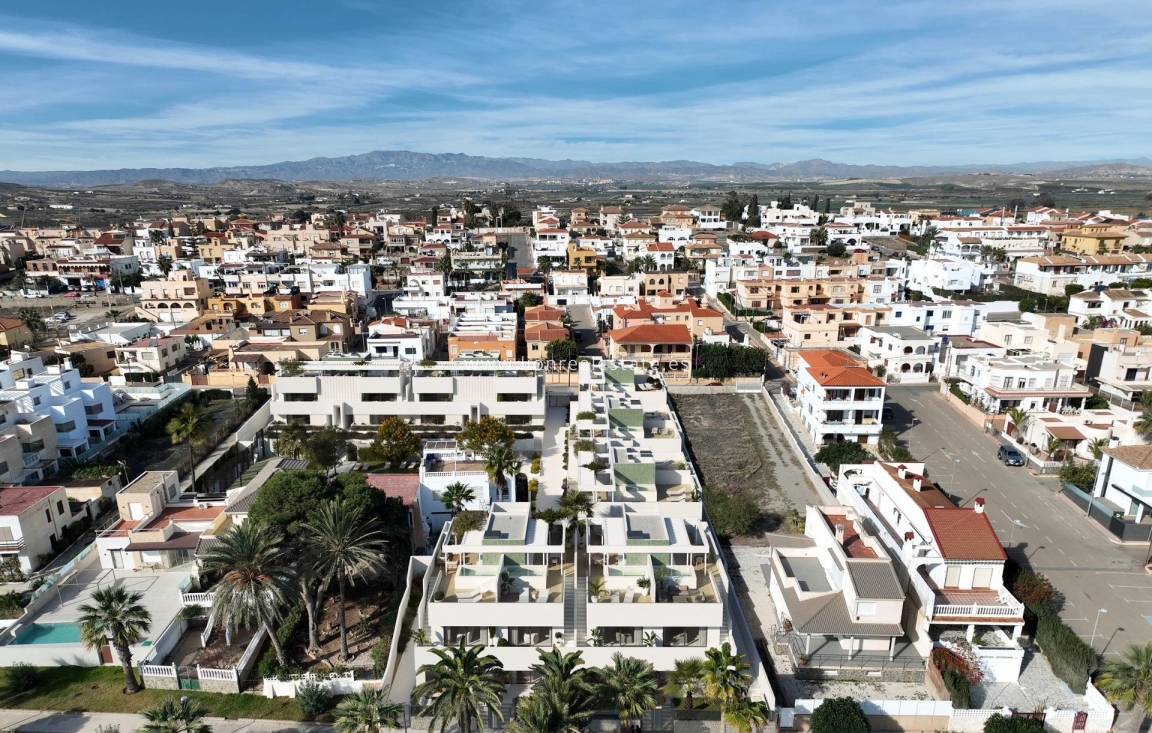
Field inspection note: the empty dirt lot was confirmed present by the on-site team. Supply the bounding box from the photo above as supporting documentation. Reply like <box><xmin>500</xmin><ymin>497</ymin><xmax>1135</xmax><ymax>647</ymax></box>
<box><xmin>672</xmin><ymin>392</ymin><xmax>822</xmax><ymax>535</ymax></box>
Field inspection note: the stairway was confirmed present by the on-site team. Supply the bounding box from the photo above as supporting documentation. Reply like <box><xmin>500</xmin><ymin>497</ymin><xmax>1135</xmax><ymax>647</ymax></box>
<box><xmin>563</xmin><ymin>574</ymin><xmax>577</xmax><ymax>645</ymax></box>
<box><xmin>574</xmin><ymin>577</ymin><xmax>588</xmax><ymax>645</ymax></box>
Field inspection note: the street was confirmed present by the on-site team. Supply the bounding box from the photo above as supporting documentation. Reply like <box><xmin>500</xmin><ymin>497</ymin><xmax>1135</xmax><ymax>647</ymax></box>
<box><xmin>885</xmin><ymin>384</ymin><xmax>1152</xmax><ymax>658</ymax></box>
<box><xmin>504</xmin><ymin>231</ymin><xmax>532</xmax><ymax>278</ymax></box>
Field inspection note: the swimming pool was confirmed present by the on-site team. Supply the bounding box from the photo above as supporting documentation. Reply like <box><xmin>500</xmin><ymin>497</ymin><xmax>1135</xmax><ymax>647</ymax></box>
<box><xmin>12</xmin><ymin>622</ymin><xmax>83</xmax><ymax>645</ymax></box>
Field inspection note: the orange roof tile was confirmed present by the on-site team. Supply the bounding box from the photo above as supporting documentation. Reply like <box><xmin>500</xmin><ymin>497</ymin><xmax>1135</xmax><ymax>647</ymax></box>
<box><xmin>922</xmin><ymin>507</ymin><xmax>1006</xmax><ymax>561</ymax></box>
<box><xmin>610</xmin><ymin>323</ymin><xmax>692</xmax><ymax>345</ymax></box>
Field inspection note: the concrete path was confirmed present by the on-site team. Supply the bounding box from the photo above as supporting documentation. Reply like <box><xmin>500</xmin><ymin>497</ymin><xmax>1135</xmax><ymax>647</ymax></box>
<box><xmin>536</xmin><ymin>405</ymin><xmax>569</xmax><ymax>512</ymax></box>
<box><xmin>0</xmin><ymin>709</ymin><xmax>334</xmax><ymax>733</ymax></box>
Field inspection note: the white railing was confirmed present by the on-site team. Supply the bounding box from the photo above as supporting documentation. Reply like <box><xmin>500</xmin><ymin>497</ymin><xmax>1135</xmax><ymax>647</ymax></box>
<box><xmin>423</xmin><ymin>470</ymin><xmax>487</xmax><ymax>479</ymax></box>
<box><xmin>197</xmin><ymin>666</ymin><xmax>238</xmax><ymax>682</ymax></box>
<box><xmin>181</xmin><ymin>591</ymin><xmax>214</xmax><ymax>606</ymax></box>
<box><xmin>934</xmin><ymin>601</ymin><xmax>1023</xmax><ymax>618</ymax></box>
<box><xmin>140</xmin><ymin>664</ymin><xmax>177</xmax><ymax>678</ymax></box>
<box><xmin>200</xmin><ymin>608</ymin><xmax>217</xmax><ymax>648</ymax></box>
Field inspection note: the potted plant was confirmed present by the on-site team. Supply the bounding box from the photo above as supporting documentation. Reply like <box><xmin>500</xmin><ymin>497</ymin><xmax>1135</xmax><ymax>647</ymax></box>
<box><xmin>782</xmin><ymin>618</ymin><xmax>793</xmax><ymax>633</ymax></box>
<box><xmin>637</xmin><ymin>577</ymin><xmax>652</xmax><ymax>592</ymax></box>
<box><xmin>554</xmin><ymin>632</ymin><xmax>564</xmax><ymax>646</ymax></box>
<box><xmin>590</xmin><ymin>628</ymin><xmax>604</xmax><ymax>647</ymax></box>
<box><xmin>643</xmin><ymin>631</ymin><xmax>657</xmax><ymax>647</ymax></box>
<box><xmin>798</xmin><ymin>654</ymin><xmax>810</xmax><ymax>666</ymax></box>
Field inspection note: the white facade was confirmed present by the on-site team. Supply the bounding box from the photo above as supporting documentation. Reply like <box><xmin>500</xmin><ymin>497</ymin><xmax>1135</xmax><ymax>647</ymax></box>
<box><xmin>793</xmin><ymin>350</ymin><xmax>886</xmax><ymax>445</ymax></box>
<box><xmin>907</xmin><ymin>258</ymin><xmax>992</xmax><ymax>295</ymax></box>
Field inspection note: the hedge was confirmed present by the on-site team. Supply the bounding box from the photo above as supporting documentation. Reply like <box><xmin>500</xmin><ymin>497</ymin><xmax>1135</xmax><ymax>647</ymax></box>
<box><xmin>1035</xmin><ymin>608</ymin><xmax>1095</xmax><ymax>693</ymax></box>
<box><xmin>257</xmin><ymin>601</ymin><xmax>306</xmax><ymax>679</ymax></box>
<box><xmin>942</xmin><ymin>668</ymin><xmax>970</xmax><ymax>709</ymax></box>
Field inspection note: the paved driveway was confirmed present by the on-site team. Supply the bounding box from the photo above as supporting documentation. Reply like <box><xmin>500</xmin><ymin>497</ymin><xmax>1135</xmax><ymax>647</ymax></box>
<box><xmin>886</xmin><ymin>384</ymin><xmax>1152</xmax><ymax>658</ymax></box>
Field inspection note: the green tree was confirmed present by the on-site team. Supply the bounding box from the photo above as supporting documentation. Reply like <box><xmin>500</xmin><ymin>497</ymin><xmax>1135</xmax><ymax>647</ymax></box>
<box><xmin>826</xmin><ymin>241</ymin><xmax>846</xmax><ymax>258</ymax></box>
<box><xmin>139</xmin><ymin>696</ymin><xmax>213</xmax><ymax>733</ymax></box>
<box><xmin>246</xmin><ymin>469</ymin><xmax>334</xmax><ymax>536</ymax></box>
<box><xmin>745</xmin><ymin>195</ymin><xmax>761</xmax><ymax>227</ymax></box>
<box><xmin>810</xmin><ymin>227</ymin><xmax>829</xmax><ymax>248</ymax></box>
<box><xmin>811</xmin><ymin>697</ymin><xmax>871</xmax><ymax>733</ymax></box>
<box><xmin>335</xmin><ymin>686</ymin><xmax>404</xmax><ymax>733</ymax></box>
<box><xmin>813</xmin><ymin>442</ymin><xmax>873</xmax><ymax>474</ymax></box>
<box><xmin>166</xmin><ymin>401</ymin><xmax>210</xmax><ymax>488</ymax></box>
<box><xmin>243</xmin><ymin>376</ymin><xmax>265</xmax><ymax>408</ymax></box>
<box><xmin>302</xmin><ymin>499</ymin><xmax>388</xmax><ymax>660</ymax></box>
<box><xmin>304</xmin><ymin>425</ymin><xmax>349</xmax><ymax>476</ymax></box>
<box><xmin>537</xmin><ymin>256</ymin><xmax>554</xmax><ymax>275</ymax></box>
<box><xmin>17</xmin><ymin>308</ymin><xmax>45</xmax><ymax>334</ymax></box>
<box><xmin>722</xmin><ymin>698</ymin><xmax>771</xmax><ymax>733</ymax></box>
<box><xmin>78</xmin><ymin>587</ymin><xmax>152</xmax><ymax>693</ymax></box>
<box><xmin>485</xmin><ymin>445</ymin><xmax>522</xmax><ymax>499</ymax></box>
<box><xmin>1006</xmin><ymin>407</ymin><xmax>1031</xmax><ymax>438</ymax></box>
<box><xmin>546</xmin><ymin>339</ymin><xmax>579</xmax><ymax>364</ymax></box>
<box><xmin>720</xmin><ymin>191</ymin><xmax>743</xmax><ymax>222</ymax></box>
<box><xmin>359</xmin><ymin>415</ymin><xmax>420</xmax><ymax>466</ymax></box>
<box><xmin>457</xmin><ymin>415</ymin><xmax>515</xmax><ymax>456</ymax></box>
<box><xmin>414</xmin><ymin>641</ymin><xmax>507</xmax><ymax>733</ymax></box>
<box><xmin>703</xmin><ymin>489</ymin><xmax>760</xmax><ymax>538</ymax></box>
<box><xmin>595</xmin><ymin>653</ymin><xmax>661</xmax><ymax>728</ymax></box>
<box><xmin>440</xmin><ymin>481</ymin><xmax>477</xmax><ymax>515</ymax></box>
<box><xmin>518</xmin><ymin>292</ymin><xmax>544</xmax><ymax>310</ymax></box>
<box><xmin>982</xmin><ymin>713</ymin><xmax>1042</xmax><ymax>733</ymax></box>
<box><xmin>1088</xmin><ymin>437</ymin><xmax>1109</xmax><ymax>460</ymax></box>
<box><xmin>665</xmin><ymin>657</ymin><xmax>706</xmax><ymax>709</ymax></box>
<box><xmin>1097</xmin><ymin>642</ymin><xmax>1152</xmax><ymax>728</ymax></box>
<box><xmin>156</xmin><ymin>253</ymin><xmax>174</xmax><ymax>278</ymax></box>
<box><xmin>1136</xmin><ymin>412</ymin><xmax>1152</xmax><ymax>441</ymax></box>
<box><xmin>1064</xmin><ymin>283</ymin><xmax>1085</xmax><ymax>296</ymax></box>
<box><xmin>201</xmin><ymin>522</ymin><xmax>294</xmax><ymax>666</ymax></box>
<box><xmin>508</xmin><ymin>648</ymin><xmax>597</xmax><ymax>733</ymax></box>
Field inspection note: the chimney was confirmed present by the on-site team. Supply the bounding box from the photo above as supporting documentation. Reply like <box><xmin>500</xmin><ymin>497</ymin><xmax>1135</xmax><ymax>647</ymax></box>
<box><xmin>897</xmin><ymin>465</ymin><xmax>907</xmax><ymax>479</ymax></box>
<box><xmin>834</xmin><ymin>523</ymin><xmax>845</xmax><ymax>543</ymax></box>
<box><xmin>904</xmin><ymin>531</ymin><xmax>915</xmax><ymax>543</ymax></box>
<box><xmin>975</xmin><ymin>497</ymin><xmax>986</xmax><ymax>514</ymax></box>
<box><xmin>913</xmin><ymin>477</ymin><xmax>923</xmax><ymax>491</ymax></box>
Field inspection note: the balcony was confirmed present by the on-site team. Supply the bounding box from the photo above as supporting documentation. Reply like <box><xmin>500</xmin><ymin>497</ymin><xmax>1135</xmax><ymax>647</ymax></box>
<box><xmin>916</xmin><ymin>568</ymin><xmax>1024</xmax><ymax>623</ymax></box>
<box><xmin>0</xmin><ymin>537</ymin><xmax>26</xmax><ymax>552</ymax></box>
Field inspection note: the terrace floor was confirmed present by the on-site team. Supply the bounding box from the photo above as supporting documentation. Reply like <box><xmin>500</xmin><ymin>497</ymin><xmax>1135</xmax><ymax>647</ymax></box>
<box><xmin>587</xmin><ymin>561</ymin><xmax>719</xmax><ymax>603</ymax></box>
<box><xmin>167</xmin><ymin>622</ymin><xmax>256</xmax><ymax>671</ymax></box>
<box><xmin>437</xmin><ymin>564</ymin><xmax>565</xmax><ymax>603</ymax></box>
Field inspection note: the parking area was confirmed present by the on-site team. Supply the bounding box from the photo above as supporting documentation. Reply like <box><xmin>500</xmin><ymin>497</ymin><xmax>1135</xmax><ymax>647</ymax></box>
<box><xmin>885</xmin><ymin>384</ymin><xmax>1152</xmax><ymax>657</ymax></box>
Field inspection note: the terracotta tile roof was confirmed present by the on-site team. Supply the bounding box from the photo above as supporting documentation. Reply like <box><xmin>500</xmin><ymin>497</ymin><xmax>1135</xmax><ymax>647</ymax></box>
<box><xmin>610</xmin><ymin>323</ymin><xmax>692</xmax><ymax>345</ymax></box>
<box><xmin>799</xmin><ymin>349</ymin><xmax>885</xmax><ymax>387</ymax></box>
<box><xmin>1102</xmin><ymin>444</ymin><xmax>1152</xmax><ymax>470</ymax></box>
<box><xmin>0</xmin><ymin>317</ymin><xmax>26</xmax><ymax>331</ymax></box>
<box><xmin>0</xmin><ymin>485</ymin><xmax>61</xmax><ymax>516</ymax></box>
<box><xmin>523</xmin><ymin>305</ymin><xmax>565</xmax><ymax>322</ymax></box>
<box><xmin>878</xmin><ymin>462</ymin><xmax>953</xmax><ymax>509</ymax></box>
<box><xmin>524</xmin><ymin>323</ymin><xmax>569</xmax><ymax>341</ymax></box>
<box><xmin>366</xmin><ymin>474</ymin><xmax>419</xmax><ymax>506</ymax></box>
<box><xmin>922</xmin><ymin>507</ymin><xmax>1006</xmax><ymax>561</ymax></box>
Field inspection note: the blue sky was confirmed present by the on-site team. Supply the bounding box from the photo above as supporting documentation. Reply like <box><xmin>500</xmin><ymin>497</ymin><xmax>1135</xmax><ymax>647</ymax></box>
<box><xmin>1</xmin><ymin>0</ymin><xmax>1150</xmax><ymax>170</ymax></box>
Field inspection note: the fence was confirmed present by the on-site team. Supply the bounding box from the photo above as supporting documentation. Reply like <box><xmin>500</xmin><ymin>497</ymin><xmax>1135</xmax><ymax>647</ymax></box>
<box><xmin>760</xmin><ymin>387</ymin><xmax>837</xmax><ymax>504</ymax></box>
<box><xmin>236</xmin><ymin>626</ymin><xmax>268</xmax><ymax>683</ymax></box>
<box><xmin>142</xmin><ymin>616</ymin><xmax>188</xmax><ymax>666</ymax></box>
<box><xmin>25</xmin><ymin>542</ymin><xmax>95</xmax><ymax>607</ymax></box>
<box><xmin>1061</xmin><ymin>482</ymin><xmax>1152</xmax><ymax>543</ymax></box>
<box><xmin>181</xmin><ymin>591</ymin><xmax>214</xmax><ymax>606</ymax></box>
<box><xmin>197</xmin><ymin>667</ymin><xmax>238</xmax><ymax>682</ymax></box>
<box><xmin>383</xmin><ymin>558</ymin><xmax>429</xmax><ymax>689</ymax></box>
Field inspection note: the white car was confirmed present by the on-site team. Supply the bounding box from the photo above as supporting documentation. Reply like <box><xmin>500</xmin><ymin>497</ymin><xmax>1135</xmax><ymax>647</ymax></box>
<box><xmin>53</xmin><ymin>312</ymin><xmax>70</xmax><ymax>320</ymax></box>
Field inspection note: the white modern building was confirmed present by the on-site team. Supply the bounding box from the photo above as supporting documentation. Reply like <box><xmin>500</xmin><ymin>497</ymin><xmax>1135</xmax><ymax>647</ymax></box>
<box><xmin>793</xmin><ymin>350</ymin><xmax>886</xmax><ymax>445</ymax></box>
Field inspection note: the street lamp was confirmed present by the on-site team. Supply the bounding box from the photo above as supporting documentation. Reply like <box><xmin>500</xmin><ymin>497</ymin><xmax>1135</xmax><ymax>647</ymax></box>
<box><xmin>1090</xmin><ymin>608</ymin><xmax>1108</xmax><ymax>649</ymax></box>
<box><xmin>1008</xmin><ymin>518</ymin><xmax>1025</xmax><ymax>549</ymax></box>
<box><xmin>949</xmin><ymin>458</ymin><xmax>961</xmax><ymax>488</ymax></box>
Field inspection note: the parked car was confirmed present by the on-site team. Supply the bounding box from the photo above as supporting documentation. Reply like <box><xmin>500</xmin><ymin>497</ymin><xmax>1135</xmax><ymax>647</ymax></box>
<box><xmin>53</xmin><ymin>312</ymin><xmax>70</xmax><ymax>320</ymax></box>
<box><xmin>997</xmin><ymin>445</ymin><xmax>1025</xmax><ymax>466</ymax></box>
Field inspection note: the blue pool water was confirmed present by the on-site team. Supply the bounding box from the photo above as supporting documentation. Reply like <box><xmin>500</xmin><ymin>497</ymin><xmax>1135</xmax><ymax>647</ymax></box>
<box><xmin>12</xmin><ymin>622</ymin><xmax>83</xmax><ymax>645</ymax></box>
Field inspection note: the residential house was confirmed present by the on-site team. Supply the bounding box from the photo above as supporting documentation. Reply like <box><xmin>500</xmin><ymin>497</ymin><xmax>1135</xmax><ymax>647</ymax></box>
<box><xmin>793</xmin><ymin>349</ymin><xmax>885</xmax><ymax>445</ymax></box>
<box><xmin>115</xmin><ymin>336</ymin><xmax>186</xmax><ymax>376</ymax></box>
<box><xmin>858</xmin><ymin>326</ymin><xmax>938</xmax><ymax>384</ymax></box>
<box><xmin>137</xmin><ymin>270</ymin><xmax>212</xmax><ymax>324</ymax></box>
<box><xmin>367</xmin><ymin>316</ymin><xmax>437</xmax><ymax>362</ymax></box>
<box><xmin>955</xmin><ymin>353</ymin><xmax>1089</xmax><ymax>414</ymax></box>
<box><xmin>0</xmin><ymin>319</ymin><xmax>34</xmax><ymax>352</ymax></box>
<box><xmin>1068</xmin><ymin>289</ymin><xmax>1152</xmax><ymax>328</ymax></box>
<box><xmin>522</xmin><ymin>306</ymin><xmax>569</xmax><ymax>362</ymax></box>
<box><xmin>1089</xmin><ymin>446</ymin><xmax>1152</xmax><ymax>543</ymax></box>
<box><xmin>1061</xmin><ymin>225</ymin><xmax>1129</xmax><ymax>255</ymax></box>
<box><xmin>0</xmin><ymin>484</ymin><xmax>87</xmax><ymax>572</ymax></box>
<box><xmin>448</xmin><ymin>312</ymin><xmax>519</xmax><ymax>361</ymax></box>
<box><xmin>605</xmin><ymin>324</ymin><xmax>692</xmax><ymax>370</ymax></box>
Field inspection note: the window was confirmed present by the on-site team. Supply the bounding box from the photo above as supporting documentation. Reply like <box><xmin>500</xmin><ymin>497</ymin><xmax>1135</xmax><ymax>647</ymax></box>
<box><xmin>0</xmin><ymin>461</ymin><xmax>8</xmax><ymax>475</ymax></box>
<box><xmin>45</xmin><ymin>508</ymin><xmax>52</xmax><ymax>523</ymax></box>
<box><xmin>856</xmin><ymin>602</ymin><xmax>877</xmax><ymax>616</ymax></box>
<box><xmin>1004</xmin><ymin>335</ymin><xmax>1012</xmax><ymax>345</ymax></box>
<box><xmin>404</xmin><ymin>347</ymin><xmax>417</xmax><ymax>355</ymax></box>
<box><xmin>33</xmin><ymin>396</ymin><xmax>41</xmax><ymax>407</ymax></box>
<box><xmin>804</xmin><ymin>334</ymin><xmax>812</xmax><ymax>340</ymax></box>
<box><xmin>56</xmin><ymin>421</ymin><xmax>76</xmax><ymax>433</ymax></box>
<box><xmin>63</xmin><ymin>381</ymin><xmax>71</xmax><ymax>389</ymax></box>
<box><xmin>941</xmin><ymin>310</ymin><xmax>952</xmax><ymax>319</ymax></box>
<box><xmin>56</xmin><ymin>500</ymin><xmax>65</xmax><ymax>516</ymax></box>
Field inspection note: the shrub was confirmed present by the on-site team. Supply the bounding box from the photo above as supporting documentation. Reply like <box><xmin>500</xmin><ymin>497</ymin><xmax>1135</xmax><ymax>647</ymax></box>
<box><xmin>528</xmin><ymin>478</ymin><xmax>539</xmax><ymax>497</ymax></box>
<box><xmin>530</xmin><ymin>453</ymin><xmax>542</xmax><ymax>473</ymax></box>
<box><xmin>295</xmin><ymin>680</ymin><xmax>331</xmax><ymax>717</ymax></box>
<box><xmin>451</xmin><ymin>510</ymin><xmax>486</xmax><ymax>538</ymax></box>
<box><xmin>95</xmin><ymin>726</ymin><xmax>122</xmax><ymax>733</ymax></box>
<box><xmin>810</xmin><ymin>697</ymin><xmax>870</xmax><ymax>733</ymax></box>
<box><xmin>5</xmin><ymin>662</ymin><xmax>38</xmax><ymax>692</ymax></box>
<box><xmin>1012</xmin><ymin>570</ymin><xmax>1054</xmax><ymax>611</ymax></box>
<box><xmin>257</xmin><ymin>601</ymin><xmax>305</xmax><ymax>679</ymax></box>
<box><xmin>178</xmin><ymin>604</ymin><xmax>203</xmax><ymax>620</ymax></box>
<box><xmin>573</xmin><ymin>439</ymin><xmax>595</xmax><ymax>453</ymax></box>
<box><xmin>814</xmin><ymin>442</ymin><xmax>874</xmax><ymax>474</ymax></box>
<box><xmin>983</xmin><ymin>713</ymin><xmax>1043</xmax><ymax>733</ymax></box>
<box><xmin>200</xmin><ymin>388</ymin><xmax>232</xmax><ymax>402</ymax></box>
<box><xmin>704</xmin><ymin>488</ymin><xmax>760</xmax><ymax>538</ymax></box>
<box><xmin>942</xmin><ymin>668</ymin><xmax>971</xmax><ymax>709</ymax></box>
<box><xmin>371</xmin><ymin>636</ymin><xmax>393</xmax><ymax>677</ymax></box>
<box><xmin>1035</xmin><ymin>608</ymin><xmax>1095</xmax><ymax>693</ymax></box>
<box><xmin>1059</xmin><ymin>459</ymin><xmax>1097</xmax><ymax>492</ymax></box>
<box><xmin>576</xmin><ymin>411</ymin><xmax>596</xmax><ymax>421</ymax></box>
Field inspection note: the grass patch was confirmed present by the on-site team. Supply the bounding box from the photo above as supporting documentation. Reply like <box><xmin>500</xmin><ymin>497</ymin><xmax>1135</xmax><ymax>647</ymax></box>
<box><xmin>0</xmin><ymin>666</ymin><xmax>311</xmax><ymax>721</ymax></box>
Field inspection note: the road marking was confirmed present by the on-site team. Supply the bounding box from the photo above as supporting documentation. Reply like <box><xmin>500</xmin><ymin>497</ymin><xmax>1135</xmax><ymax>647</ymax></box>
<box><xmin>1111</xmin><ymin>585</ymin><xmax>1152</xmax><ymax>589</ymax></box>
<box><xmin>1125</xmin><ymin>599</ymin><xmax>1152</xmax><ymax>603</ymax></box>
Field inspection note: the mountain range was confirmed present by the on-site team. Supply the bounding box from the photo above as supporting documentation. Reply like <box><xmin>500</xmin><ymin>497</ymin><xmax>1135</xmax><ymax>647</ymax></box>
<box><xmin>2</xmin><ymin>150</ymin><xmax>1151</xmax><ymax>187</ymax></box>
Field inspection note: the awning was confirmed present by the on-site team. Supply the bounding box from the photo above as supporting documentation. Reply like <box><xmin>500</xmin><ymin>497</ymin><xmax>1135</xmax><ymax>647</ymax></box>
<box><xmin>124</xmin><ymin>532</ymin><xmax>201</xmax><ymax>552</ymax></box>
<box><xmin>1047</xmin><ymin>425</ymin><xmax>1086</xmax><ymax>441</ymax></box>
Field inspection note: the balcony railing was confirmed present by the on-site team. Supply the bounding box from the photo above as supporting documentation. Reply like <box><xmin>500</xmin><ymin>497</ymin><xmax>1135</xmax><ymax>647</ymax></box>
<box><xmin>0</xmin><ymin>538</ymin><xmax>26</xmax><ymax>552</ymax></box>
<box><xmin>933</xmin><ymin>599</ymin><xmax>1024</xmax><ymax>619</ymax></box>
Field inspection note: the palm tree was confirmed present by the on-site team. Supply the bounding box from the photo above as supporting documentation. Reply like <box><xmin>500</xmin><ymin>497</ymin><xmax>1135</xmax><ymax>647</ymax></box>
<box><xmin>201</xmin><ymin>522</ymin><xmax>294</xmax><ymax>667</ymax></box>
<box><xmin>638</xmin><ymin>254</ymin><xmax>657</xmax><ymax>272</ymax></box>
<box><xmin>334</xmin><ymin>686</ymin><xmax>404</xmax><ymax>733</ymax></box>
<box><xmin>722</xmin><ymin>698</ymin><xmax>771</xmax><ymax>733</ymax></box>
<box><xmin>301</xmin><ymin>499</ymin><xmax>388</xmax><ymax>660</ymax></box>
<box><xmin>166</xmin><ymin>402</ymin><xmax>210</xmax><ymax>487</ymax></box>
<box><xmin>440</xmin><ymin>481</ymin><xmax>476</xmax><ymax>516</ymax></box>
<box><xmin>558</xmin><ymin>490</ymin><xmax>595</xmax><ymax>548</ymax></box>
<box><xmin>1097</xmin><ymin>642</ymin><xmax>1152</xmax><ymax>728</ymax></box>
<box><xmin>1045</xmin><ymin>435</ymin><xmax>1065</xmax><ymax>460</ymax></box>
<box><xmin>595</xmin><ymin>653</ymin><xmax>660</xmax><ymax>728</ymax></box>
<box><xmin>537</xmin><ymin>256</ymin><xmax>553</xmax><ymax>275</ymax></box>
<box><xmin>1006</xmin><ymin>406</ymin><xmax>1031</xmax><ymax>438</ymax></box>
<box><xmin>275</xmin><ymin>421</ymin><xmax>308</xmax><ymax>459</ymax></box>
<box><xmin>665</xmin><ymin>657</ymin><xmax>706</xmax><ymax>710</ymax></box>
<box><xmin>1140</xmin><ymin>391</ymin><xmax>1152</xmax><ymax>412</ymax></box>
<box><xmin>1135</xmin><ymin>411</ymin><xmax>1152</xmax><ymax>442</ymax></box>
<box><xmin>506</xmin><ymin>693</ymin><xmax>558</xmax><ymax>733</ymax></box>
<box><xmin>414</xmin><ymin>641</ymin><xmax>506</xmax><ymax>733</ymax></box>
<box><xmin>139</xmin><ymin>696</ymin><xmax>213</xmax><ymax>733</ymax></box>
<box><xmin>436</xmin><ymin>254</ymin><xmax>454</xmax><ymax>277</ymax></box>
<box><xmin>485</xmin><ymin>445</ymin><xmax>521</xmax><ymax>501</ymax></box>
<box><xmin>506</xmin><ymin>649</ymin><xmax>597</xmax><ymax>733</ymax></box>
<box><xmin>156</xmin><ymin>253</ymin><xmax>174</xmax><ymax>278</ymax></box>
<box><xmin>1089</xmin><ymin>437</ymin><xmax>1110</xmax><ymax>461</ymax></box>
<box><xmin>17</xmin><ymin>308</ymin><xmax>44</xmax><ymax>334</ymax></box>
<box><xmin>78</xmin><ymin>587</ymin><xmax>152</xmax><ymax>693</ymax></box>
<box><xmin>703</xmin><ymin>642</ymin><xmax>753</xmax><ymax>733</ymax></box>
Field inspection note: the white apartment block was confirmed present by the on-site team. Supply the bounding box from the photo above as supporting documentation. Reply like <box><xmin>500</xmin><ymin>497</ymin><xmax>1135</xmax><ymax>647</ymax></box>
<box><xmin>1013</xmin><ymin>254</ymin><xmax>1152</xmax><ymax>297</ymax></box>
<box><xmin>1069</xmin><ymin>288</ymin><xmax>1152</xmax><ymax>328</ymax></box>
<box><xmin>367</xmin><ymin>317</ymin><xmax>436</xmax><ymax>361</ymax></box>
<box><xmin>691</xmin><ymin>205</ymin><xmax>724</xmax><ymax>229</ymax></box>
<box><xmin>793</xmin><ymin>350</ymin><xmax>886</xmax><ymax>445</ymax></box>
<box><xmin>0</xmin><ymin>484</ymin><xmax>87</xmax><ymax>572</ymax></box>
<box><xmin>956</xmin><ymin>353</ymin><xmax>1089</xmax><ymax>414</ymax></box>
<box><xmin>858</xmin><ymin>326</ymin><xmax>938</xmax><ymax>384</ymax></box>
<box><xmin>0</xmin><ymin>353</ymin><xmax>118</xmax><ymax>481</ymax></box>
<box><xmin>271</xmin><ymin>360</ymin><xmax>545</xmax><ymax>430</ymax></box>
<box><xmin>907</xmin><ymin>258</ymin><xmax>993</xmax><ymax>295</ymax></box>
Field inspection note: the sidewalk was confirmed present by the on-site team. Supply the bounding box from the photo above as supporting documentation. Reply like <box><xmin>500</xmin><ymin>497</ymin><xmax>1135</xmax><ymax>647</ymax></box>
<box><xmin>0</xmin><ymin>709</ymin><xmax>334</xmax><ymax>733</ymax></box>
<box><xmin>535</xmin><ymin>404</ymin><xmax>569</xmax><ymax>512</ymax></box>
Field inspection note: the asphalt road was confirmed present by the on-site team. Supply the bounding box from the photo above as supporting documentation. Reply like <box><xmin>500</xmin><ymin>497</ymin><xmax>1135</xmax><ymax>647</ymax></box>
<box><xmin>567</xmin><ymin>303</ymin><xmax>603</xmax><ymax>355</ymax></box>
<box><xmin>505</xmin><ymin>231</ymin><xmax>532</xmax><ymax>277</ymax></box>
<box><xmin>886</xmin><ymin>384</ymin><xmax>1152</xmax><ymax>658</ymax></box>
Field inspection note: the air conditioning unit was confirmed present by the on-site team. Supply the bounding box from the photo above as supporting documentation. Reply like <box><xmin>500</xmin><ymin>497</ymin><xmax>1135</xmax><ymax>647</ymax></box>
<box><xmin>197</xmin><ymin>502</ymin><xmax>209</xmax><ymax>509</ymax></box>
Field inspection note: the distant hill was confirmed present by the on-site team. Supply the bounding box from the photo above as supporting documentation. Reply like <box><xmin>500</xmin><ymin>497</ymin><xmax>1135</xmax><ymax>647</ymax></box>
<box><xmin>2</xmin><ymin>150</ymin><xmax>1150</xmax><ymax>187</ymax></box>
